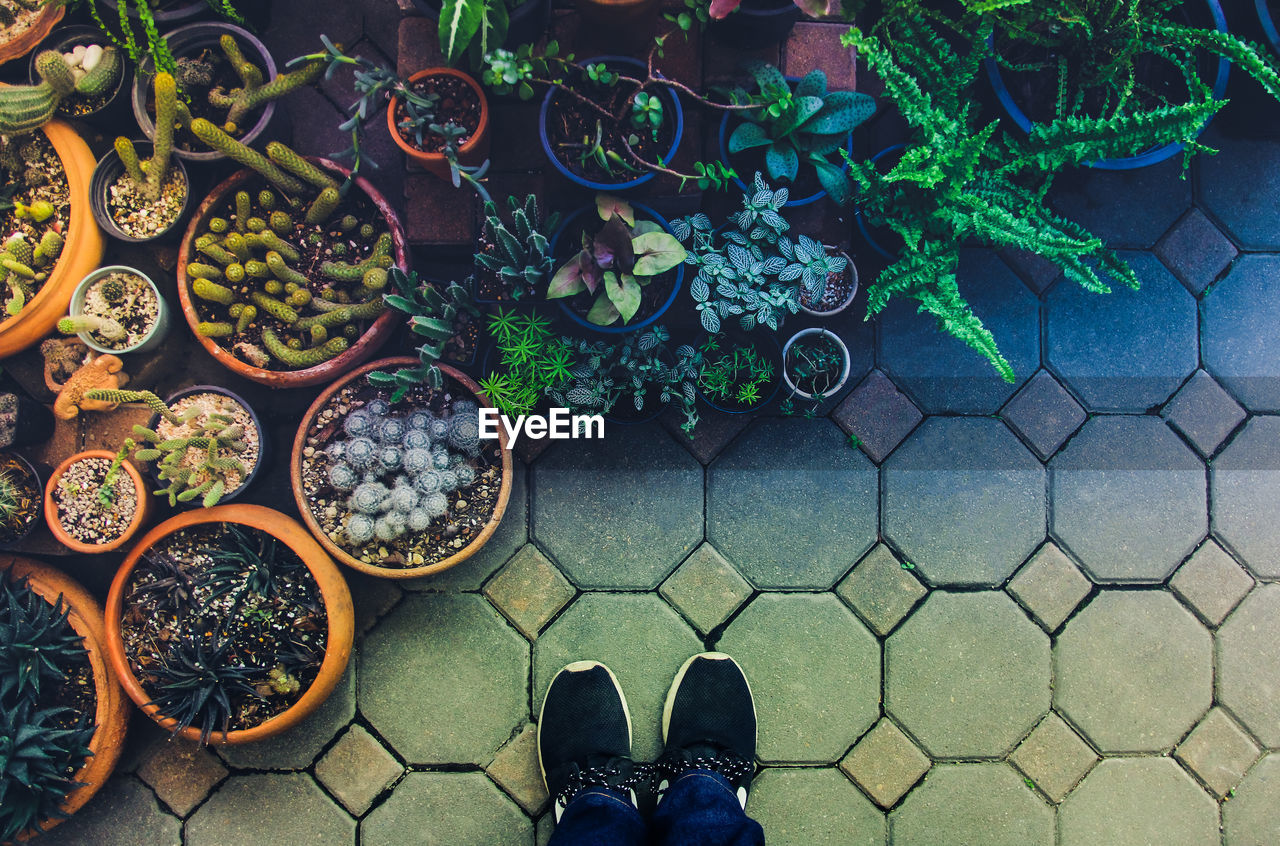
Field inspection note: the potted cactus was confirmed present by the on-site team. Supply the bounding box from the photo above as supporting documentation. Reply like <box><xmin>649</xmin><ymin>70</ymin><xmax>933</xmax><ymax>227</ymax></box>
<box><xmin>132</xmin><ymin>24</ymin><xmax>324</xmax><ymax>163</ymax></box>
<box><xmin>84</xmin><ymin>386</ymin><xmax>266</xmax><ymax>508</ymax></box>
<box><xmin>175</xmin><ymin>132</ymin><xmax>406</xmax><ymax>388</ymax></box>
<box><xmin>0</xmin><ymin>391</ymin><xmax>54</xmax><ymax>450</ymax></box>
<box><xmin>104</xmin><ymin>505</ymin><xmax>354</xmax><ymax>745</ymax></box>
<box><xmin>0</xmin><ymin>556</ymin><xmax>129</xmax><ymax>840</ymax></box>
<box><xmin>291</xmin><ymin>358</ymin><xmax>513</xmax><ymax>579</ymax></box>
<box><xmin>43</xmin><ymin>442</ymin><xmax>153</xmax><ymax>554</ymax></box>
<box><xmin>60</xmin><ymin>266</ymin><xmax>171</xmax><ymax>354</ymax></box>
<box><xmin>0</xmin><ymin>451</ymin><xmax>41</xmax><ymax>547</ymax></box>
<box><xmin>0</xmin><ymin>47</ymin><xmax>123</xmax><ymax>136</ymax></box>
<box><xmin>25</xmin><ymin>30</ymin><xmax>128</xmax><ymax>121</ymax></box>
<box><xmin>376</xmin><ymin>268</ymin><xmax>482</xmax><ymax>383</ymax></box>
<box><xmin>473</xmin><ymin>193</ymin><xmax>561</xmax><ymax>303</ymax></box>
<box><xmin>0</xmin><ymin>0</ymin><xmax>64</xmax><ymax>66</ymax></box>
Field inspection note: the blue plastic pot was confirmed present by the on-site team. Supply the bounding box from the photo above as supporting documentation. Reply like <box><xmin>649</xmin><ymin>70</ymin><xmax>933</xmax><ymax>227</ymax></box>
<box><xmin>548</xmin><ymin>201</ymin><xmax>686</xmax><ymax>335</ymax></box>
<box><xmin>717</xmin><ymin>79</ymin><xmax>855</xmax><ymax>206</ymax></box>
<box><xmin>1257</xmin><ymin>0</ymin><xmax>1280</xmax><ymax>58</ymax></box>
<box><xmin>539</xmin><ymin>55</ymin><xmax>684</xmax><ymax>192</ymax></box>
<box><xmin>983</xmin><ymin>0</ymin><xmax>1230</xmax><ymax>170</ymax></box>
<box><xmin>853</xmin><ymin>144</ymin><xmax>905</xmax><ymax>261</ymax></box>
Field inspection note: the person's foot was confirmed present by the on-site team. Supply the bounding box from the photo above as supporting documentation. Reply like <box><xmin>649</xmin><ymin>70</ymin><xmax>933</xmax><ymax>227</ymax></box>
<box><xmin>538</xmin><ymin>661</ymin><xmax>645</xmax><ymax>821</ymax></box>
<box><xmin>656</xmin><ymin>652</ymin><xmax>757</xmax><ymax>808</ymax></box>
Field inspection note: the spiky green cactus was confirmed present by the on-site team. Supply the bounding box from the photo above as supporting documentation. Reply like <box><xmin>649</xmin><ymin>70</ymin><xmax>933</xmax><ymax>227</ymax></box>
<box><xmin>35</xmin><ymin>51</ymin><xmax>75</xmax><ymax>98</ymax></box>
<box><xmin>305</xmin><ymin>187</ymin><xmax>340</xmax><ymax>226</ymax></box>
<box><xmin>0</xmin><ymin>48</ymin><xmax>124</xmax><ymax>136</ymax></box>
<box><xmin>114</xmin><ymin>72</ymin><xmax>180</xmax><ymax>201</ymax></box>
<box><xmin>266</xmin><ymin>142</ymin><xmax>338</xmax><ymax>191</ymax></box>
<box><xmin>475</xmin><ymin>194</ymin><xmax>561</xmax><ymax>300</ymax></box>
<box><xmin>189</xmin><ymin>119</ymin><xmax>306</xmax><ymax>196</ymax></box>
<box><xmin>82</xmin><ymin>389</ymin><xmax>187</xmax><ymax>425</ymax></box>
<box><xmin>192</xmin><ymin>277</ymin><xmax>236</xmax><ymax>305</ymax></box>
<box><xmin>262</xmin><ymin>329</ymin><xmax>349</xmax><ymax>367</ymax></box>
<box><xmin>57</xmin><ymin>314</ymin><xmax>126</xmax><ymax>341</ymax></box>
<box><xmin>206</xmin><ymin>36</ymin><xmax>326</xmax><ymax>133</ymax></box>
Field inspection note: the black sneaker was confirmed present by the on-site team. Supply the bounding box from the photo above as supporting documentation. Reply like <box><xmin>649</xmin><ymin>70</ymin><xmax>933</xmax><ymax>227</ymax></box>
<box><xmin>538</xmin><ymin>661</ymin><xmax>645</xmax><ymax>821</ymax></box>
<box><xmin>656</xmin><ymin>652</ymin><xmax>757</xmax><ymax>808</ymax></box>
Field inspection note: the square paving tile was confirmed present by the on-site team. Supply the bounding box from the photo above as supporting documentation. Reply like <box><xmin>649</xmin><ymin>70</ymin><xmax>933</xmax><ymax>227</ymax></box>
<box><xmin>840</xmin><ymin>718</ymin><xmax>931</xmax><ymax>809</ymax></box>
<box><xmin>1006</xmin><ymin>543</ymin><xmax>1092</xmax><ymax>632</ymax></box>
<box><xmin>1008</xmin><ymin>712</ymin><xmax>1098</xmax><ymax>803</ymax></box>
<box><xmin>1169</xmin><ymin>539</ymin><xmax>1254</xmax><ymax>626</ymax></box>
<box><xmin>136</xmin><ymin>738</ymin><xmax>228</xmax><ymax>817</ymax></box>
<box><xmin>483</xmin><ymin>544</ymin><xmax>576</xmax><ymax>640</ymax></box>
<box><xmin>659</xmin><ymin>543</ymin><xmax>754</xmax><ymax>635</ymax></box>
<box><xmin>1163</xmin><ymin>370</ymin><xmax>1246</xmax><ymax>457</ymax></box>
<box><xmin>835</xmin><ymin>543</ymin><xmax>926</xmax><ymax>636</ymax></box>
<box><xmin>315</xmin><ymin>725</ymin><xmax>403</xmax><ymax>816</ymax></box>
<box><xmin>1154</xmin><ymin>207</ymin><xmax>1238</xmax><ymax>295</ymax></box>
<box><xmin>832</xmin><ymin>369</ymin><xmax>923</xmax><ymax>463</ymax></box>
<box><xmin>486</xmin><ymin>723</ymin><xmax>549</xmax><ymax>815</ymax></box>
<box><xmin>1001</xmin><ymin>370</ymin><xmax>1086</xmax><ymax>460</ymax></box>
<box><xmin>1174</xmin><ymin>707</ymin><xmax>1260</xmax><ymax>798</ymax></box>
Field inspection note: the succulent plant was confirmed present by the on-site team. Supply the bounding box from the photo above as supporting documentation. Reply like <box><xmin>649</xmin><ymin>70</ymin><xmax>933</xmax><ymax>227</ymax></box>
<box><xmin>345</xmin><ymin>514</ymin><xmax>375</xmax><ymax>546</ymax></box>
<box><xmin>0</xmin><ymin>575</ymin><xmax>87</xmax><ymax>704</ymax></box>
<box><xmin>145</xmin><ymin>633</ymin><xmax>258</xmax><ymax>745</ymax></box>
<box><xmin>342</xmin><ymin>410</ymin><xmax>374</xmax><ymax>438</ymax></box>
<box><xmin>0</xmin><ymin>700</ymin><xmax>95</xmax><ymax>844</ymax></box>
<box><xmin>406</xmin><ymin>410</ymin><xmax>434</xmax><ymax>430</ymax></box>
<box><xmin>350</xmin><ymin>481</ymin><xmax>389</xmax><ymax>516</ymax></box>
<box><xmin>474</xmin><ymin>194</ymin><xmax>561</xmax><ymax>300</ymax></box>
<box><xmin>403</xmin><ymin>429</ymin><xmax>431</xmax><ymax>451</ymax></box>
<box><xmin>327</xmin><ymin>462</ymin><xmax>358</xmax><ymax>491</ymax></box>
<box><xmin>447</xmin><ymin>409</ymin><xmax>481</xmax><ymax>456</ymax></box>
<box><xmin>344</xmin><ymin>437</ymin><xmax>378</xmax><ymax>470</ymax></box>
<box><xmin>413</xmin><ymin>470</ymin><xmax>444</xmax><ymax>496</ymax></box>
<box><xmin>378</xmin><ymin>418</ymin><xmax>407</xmax><ymax>444</ymax></box>
<box><xmin>421</xmin><ymin>492</ymin><xmax>449</xmax><ymax>519</ymax></box>
<box><xmin>404</xmin><ymin>448</ymin><xmax>433</xmax><ymax>475</ymax></box>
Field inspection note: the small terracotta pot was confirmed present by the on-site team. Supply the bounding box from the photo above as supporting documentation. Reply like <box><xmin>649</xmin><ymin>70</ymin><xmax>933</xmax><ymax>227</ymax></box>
<box><xmin>0</xmin><ymin>119</ymin><xmax>106</xmax><ymax>359</ymax></box>
<box><xmin>1</xmin><ymin>555</ymin><xmax>128</xmax><ymax>840</ymax></box>
<box><xmin>0</xmin><ymin>3</ymin><xmax>64</xmax><ymax>66</ymax></box>
<box><xmin>105</xmin><ymin>505</ymin><xmax>355</xmax><ymax>745</ymax></box>
<box><xmin>290</xmin><ymin>358</ymin><xmax>513</xmax><ymax>580</ymax></box>
<box><xmin>174</xmin><ymin>157</ymin><xmax>405</xmax><ymax>388</ymax></box>
<box><xmin>388</xmin><ymin>68</ymin><xmax>490</xmax><ymax>181</ymax></box>
<box><xmin>44</xmin><ymin>450</ymin><xmax>153</xmax><ymax>555</ymax></box>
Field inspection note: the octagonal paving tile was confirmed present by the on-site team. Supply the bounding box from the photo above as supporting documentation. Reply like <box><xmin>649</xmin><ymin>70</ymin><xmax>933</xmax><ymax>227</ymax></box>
<box><xmin>1197</xmin><ymin>127</ymin><xmax>1280</xmax><ymax>250</ymax></box>
<box><xmin>1047</xmin><ymin>251</ymin><xmax>1198</xmax><ymax>412</ymax></box>
<box><xmin>886</xmin><ymin>591</ymin><xmax>1050</xmax><ymax>759</ymax></box>
<box><xmin>217</xmin><ymin>661</ymin><xmax>355</xmax><ymax>771</ymax></box>
<box><xmin>407</xmin><ymin>461</ymin><xmax>528</xmax><ymax>591</ymax></box>
<box><xmin>889</xmin><ymin>763</ymin><xmax>1054</xmax><ymax>846</ymax></box>
<box><xmin>360</xmin><ymin>772</ymin><xmax>532</xmax><ymax>846</ymax></box>
<box><xmin>533</xmin><ymin>593</ymin><xmax>702</xmax><ymax>761</ymax></box>
<box><xmin>1059</xmin><ymin>758</ymin><xmax>1219</xmax><ymax>846</ymax></box>
<box><xmin>1050</xmin><ymin>416</ymin><xmax>1206</xmax><ymax>582</ymax></box>
<box><xmin>708</xmin><ymin>419</ymin><xmax>877</xmax><ymax>589</ymax></box>
<box><xmin>1202</xmin><ymin>255</ymin><xmax>1280</xmax><ymax>411</ymax></box>
<box><xmin>1052</xmin><ymin>155</ymin><xmax>1191</xmax><ymax>249</ymax></box>
<box><xmin>361</xmin><ymin>593</ymin><xmax>529</xmax><ymax>765</ymax></box>
<box><xmin>883</xmin><ymin>418</ymin><xmax>1046</xmax><ymax>587</ymax></box>
<box><xmin>717</xmin><ymin>593</ymin><xmax>880</xmax><ymax>763</ymax></box>
<box><xmin>749</xmin><ymin>767</ymin><xmax>885</xmax><ymax>846</ymax></box>
<box><xmin>533</xmin><ymin>424</ymin><xmax>702</xmax><ymax>589</ymax></box>
<box><xmin>1217</xmin><ymin>583</ymin><xmax>1280</xmax><ymax>748</ymax></box>
<box><xmin>1223</xmin><ymin>753</ymin><xmax>1280</xmax><ymax>846</ymax></box>
<box><xmin>878</xmin><ymin>249</ymin><xmax>1038</xmax><ymax>414</ymax></box>
<box><xmin>186</xmin><ymin>774</ymin><xmax>355</xmax><ymax>846</ymax></box>
<box><xmin>1212</xmin><ymin>416</ymin><xmax>1280</xmax><ymax>579</ymax></box>
<box><xmin>50</xmin><ymin>775</ymin><xmax>182</xmax><ymax>846</ymax></box>
<box><xmin>1055</xmin><ymin>591</ymin><xmax>1212</xmax><ymax>753</ymax></box>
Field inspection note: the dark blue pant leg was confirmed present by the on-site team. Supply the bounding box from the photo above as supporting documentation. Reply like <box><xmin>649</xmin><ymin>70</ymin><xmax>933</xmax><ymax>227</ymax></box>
<box><xmin>547</xmin><ymin>787</ymin><xmax>648</xmax><ymax>846</ymax></box>
<box><xmin>650</xmin><ymin>771</ymin><xmax>766</xmax><ymax>846</ymax></box>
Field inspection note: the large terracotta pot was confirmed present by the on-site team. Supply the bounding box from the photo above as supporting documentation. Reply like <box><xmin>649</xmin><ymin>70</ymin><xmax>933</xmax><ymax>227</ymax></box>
<box><xmin>43</xmin><ymin>450</ymin><xmax>153</xmax><ymax>555</ymax></box>
<box><xmin>387</xmin><ymin>68</ymin><xmax>491</xmax><ymax>182</ymax></box>
<box><xmin>0</xmin><ymin>3</ymin><xmax>64</xmax><ymax>66</ymax></box>
<box><xmin>104</xmin><ymin>505</ymin><xmax>355</xmax><ymax>744</ymax></box>
<box><xmin>174</xmin><ymin>158</ymin><xmax>405</xmax><ymax>388</ymax></box>
<box><xmin>1</xmin><ymin>556</ymin><xmax>128</xmax><ymax>840</ymax></box>
<box><xmin>0</xmin><ymin>119</ymin><xmax>107</xmax><ymax>359</ymax></box>
<box><xmin>291</xmin><ymin>358</ymin><xmax>513</xmax><ymax>579</ymax></box>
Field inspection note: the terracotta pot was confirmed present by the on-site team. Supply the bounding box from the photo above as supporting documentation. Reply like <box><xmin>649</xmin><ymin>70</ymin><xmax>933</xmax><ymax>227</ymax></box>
<box><xmin>175</xmin><ymin>158</ymin><xmax>405</xmax><ymax>388</ymax></box>
<box><xmin>43</xmin><ymin>450</ymin><xmax>153</xmax><ymax>555</ymax></box>
<box><xmin>0</xmin><ymin>3</ymin><xmax>64</xmax><ymax>66</ymax></box>
<box><xmin>104</xmin><ymin>504</ymin><xmax>355</xmax><ymax>745</ymax></box>
<box><xmin>0</xmin><ymin>555</ymin><xmax>128</xmax><ymax>840</ymax></box>
<box><xmin>291</xmin><ymin>358</ymin><xmax>514</xmax><ymax>580</ymax></box>
<box><xmin>0</xmin><ymin>119</ymin><xmax>107</xmax><ymax>359</ymax></box>
<box><xmin>388</xmin><ymin>68</ymin><xmax>491</xmax><ymax>181</ymax></box>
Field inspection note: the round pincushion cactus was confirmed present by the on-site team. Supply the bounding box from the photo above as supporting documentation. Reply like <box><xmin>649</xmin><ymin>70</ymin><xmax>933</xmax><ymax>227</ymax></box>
<box><xmin>365</xmin><ymin>399</ymin><xmax>391</xmax><ymax>417</ymax></box>
<box><xmin>403</xmin><ymin>429</ymin><xmax>431</xmax><ymax>451</ymax></box>
<box><xmin>342</xmin><ymin>410</ymin><xmax>375</xmax><ymax>438</ymax></box>
<box><xmin>422</xmin><ymin>491</ymin><xmax>449</xmax><ymax>519</ymax></box>
<box><xmin>379</xmin><ymin>417</ymin><xmax>407</xmax><ymax>444</ymax></box>
<box><xmin>428</xmin><ymin>417</ymin><xmax>449</xmax><ymax>440</ymax></box>
<box><xmin>404</xmin><ymin>448</ymin><xmax>433</xmax><ymax>474</ymax></box>
<box><xmin>374</xmin><ymin>515</ymin><xmax>402</xmax><ymax>542</ymax></box>
<box><xmin>325</xmin><ymin>441</ymin><xmax>346</xmax><ymax>462</ymax></box>
<box><xmin>346</xmin><ymin>513</ymin><xmax>375</xmax><ymax>545</ymax></box>
<box><xmin>413</xmin><ymin>469</ymin><xmax>443</xmax><ymax>495</ymax></box>
<box><xmin>447</xmin><ymin>411</ymin><xmax>481</xmax><ymax>455</ymax></box>
<box><xmin>345</xmin><ymin>437</ymin><xmax>378</xmax><ymax>470</ymax></box>
<box><xmin>387</xmin><ymin>484</ymin><xmax>417</xmax><ymax>514</ymax></box>
<box><xmin>327</xmin><ymin>462</ymin><xmax>359</xmax><ymax>491</ymax></box>
<box><xmin>350</xmin><ymin>481</ymin><xmax>390</xmax><ymax>515</ymax></box>
<box><xmin>407</xmin><ymin>410</ymin><xmax>434</xmax><ymax>430</ymax></box>
<box><xmin>431</xmin><ymin>447</ymin><xmax>451</xmax><ymax>470</ymax></box>
<box><xmin>438</xmin><ymin>469</ymin><xmax>459</xmax><ymax>491</ymax></box>
<box><xmin>454</xmin><ymin>464</ymin><xmax>477</xmax><ymax>486</ymax></box>
<box><xmin>377</xmin><ymin>445</ymin><xmax>403</xmax><ymax>473</ymax></box>
<box><xmin>407</xmin><ymin>508</ymin><xmax>434</xmax><ymax>531</ymax></box>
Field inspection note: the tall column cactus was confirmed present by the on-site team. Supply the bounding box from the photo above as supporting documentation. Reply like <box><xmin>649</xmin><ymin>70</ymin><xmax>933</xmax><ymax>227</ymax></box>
<box><xmin>0</xmin><ymin>48</ymin><xmax>122</xmax><ymax>136</ymax></box>
<box><xmin>208</xmin><ymin>35</ymin><xmax>327</xmax><ymax>134</ymax></box>
<box><xmin>115</xmin><ymin>73</ymin><xmax>179</xmax><ymax>201</ymax></box>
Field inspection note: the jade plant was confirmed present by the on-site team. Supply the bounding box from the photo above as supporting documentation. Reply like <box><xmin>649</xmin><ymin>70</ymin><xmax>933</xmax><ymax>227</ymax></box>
<box><xmin>369</xmin><ymin>268</ymin><xmax>480</xmax><ymax>399</ymax></box>
<box><xmin>478</xmin><ymin>308</ymin><xmax>574</xmax><ymax>417</ymax></box>
<box><xmin>0</xmin><ymin>571</ymin><xmax>96</xmax><ymax>844</ymax></box>
<box><xmin>182</xmin><ymin>129</ymin><xmax>392</xmax><ymax>371</ymax></box>
<box><xmin>0</xmin><ymin>47</ymin><xmax>123</xmax><ymax>136</ymax></box>
<box><xmin>474</xmin><ymin>194</ymin><xmax>561</xmax><ymax>301</ymax></box>
<box><xmin>549</xmin><ymin>195</ymin><xmax>687</xmax><ymax>327</ymax></box>
<box><xmin>82</xmin><ymin>388</ymin><xmax>251</xmax><ymax>507</ymax></box>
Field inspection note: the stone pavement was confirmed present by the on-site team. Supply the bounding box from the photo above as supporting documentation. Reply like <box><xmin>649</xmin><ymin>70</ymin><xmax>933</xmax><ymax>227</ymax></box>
<box><xmin>39</xmin><ymin>1</ymin><xmax>1280</xmax><ymax>844</ymax></box>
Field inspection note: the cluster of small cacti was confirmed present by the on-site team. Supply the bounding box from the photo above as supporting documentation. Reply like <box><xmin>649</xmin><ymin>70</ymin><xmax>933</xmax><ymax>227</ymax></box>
<box><xmin>184</xmin><ymin>136</ymin><xmax>392</xmax><ymax>370</ymax></box>
<box><xmin>1</xmin><ymin>228</ymin><xmax>64</xmax><ymax>318</ymax></box>
<box><xmin>0</xmin><ymin>48</ymin><xmax>123</xmax><ymax>136</ymax></box>
<box><xmin>207</xmin><ymin>35</ymin><xmax>326</xmax><ymax>134</ymax></box>
<box><xmin>322</xmin><ymin>397</ymin><xmax>483</xmax><ymax>547</ymax></box>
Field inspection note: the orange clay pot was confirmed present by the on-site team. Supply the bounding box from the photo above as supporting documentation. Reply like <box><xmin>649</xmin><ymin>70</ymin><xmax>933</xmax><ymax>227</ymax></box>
<box><xmin>0</xmin><ymin>4</ymin><xmax>64</xmax><ymax>67</ymax></box>
<box><xmin>291</xmin><ymin>358</ymin><xmax>513</xmax><ymax>579</ymax></box>
<box><xmin>104</xmin><ymin>504</ymin><xmax>354</xmax><ymax>745</ymax></box>
<box><xmin>43</xmin><ymin>450</ymin><xmax>153</xmax><ymax>555</ymax></box>
<box><xmin>174</xmin><ymin>158</ymin><xmax>405</xmax><ymax>388</ymax></box>
<box><xmin>387</xmin><ymin>68</ymin><xmax>490</xmax><ymax>181</ymax></box>
<box><xmin>0</xmin><ymin>118</ymin><xmax>106</xmax><ymax>359</ymax></box>
<box><xmin>1</xmin><ymin>555</ymin><xmax>128</xmax><ymax>841</ymax></box>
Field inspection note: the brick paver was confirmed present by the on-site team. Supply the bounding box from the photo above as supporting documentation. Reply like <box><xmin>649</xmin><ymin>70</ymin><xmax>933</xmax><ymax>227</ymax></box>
<box><xmin>835</xmin><ymin>543</ymin><xmax>926</xmax><ymax>636</ymax></box>
<box><xmin>1000</xmin><ymin>370</ymin><xmax>1087</xmax><ymax>461</ymax></box>
<box><xmin>1005</xmin><ymin>543</ymin><xmax>1092</xmax><ymax>631</ymax></box>
<box><xmin>1222</xmin><ymin>753</ymin><xmax>1280</xmax><ymax>846</ymax></box>
<box><xmin>1202</xmin><ymin>255</ymin><xmax>1280</xmax><ymax>411</ymax></box>
<box><xmin>1174</xmin><ymin>707</ymin><xmax>1260</xmax><ymax>799</ymax></box>
<box><xmin>839</xmin><ymin>718</ymin><xmax>931</xmax><ymax>808</ymax></box>
<box><xmin>315</xmin><ymin>725</ymin><xmax>403</xmax><ymax>816</ymax></box>
<box><xmin>360</xmin><ymin>772</ymin><xmax>532</xmax><ymax>846</ymax></box>
<box><xmin>483</xmin><ymin>544</ymin><xmax>576</xmax><ymax>640</ymax></box>
<box><xmin>1211</xmin><ymin>417</ymin><xmax>1280</xmax><ymax>579</ymax></box>
<box><xmin>186</xmin><ymin>774</ymin><xmax>355</xmax><ymax>846</ymax></box>
<box><xmin>1216</xmin><ymin>584</ymin><xmax>1280</xmax><ymax>748</ymax></box>
<box><xmin>1008</xmin><ymin>712</ymin><xmax>1098</xmax><ymax>803</ymax></box>
<box><xmin>659</xmin><ymin>543</ymin><xmax>755</xmax><ymax>635</ymax></box>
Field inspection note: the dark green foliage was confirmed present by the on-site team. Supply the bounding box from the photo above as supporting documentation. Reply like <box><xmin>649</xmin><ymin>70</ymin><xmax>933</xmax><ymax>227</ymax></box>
<box><xmin>201</xmin><ymin>524</ymin><xmax>300</xmax><ymax>601</ymax></box>
<box><xmin>0</xmin><ymin>578</ymin><xmax>86</xmax><ymax>705</ymax></box>
<box><xmin>478</xmin><ymin>308</ymin><xmax>574</xmax><ymax>417</ymax></box>
<box><xmin>839</xmin><ymin>17</ymin><xmax>1221</xmax><ymax>381</ymax></box>
<box><xmin>474</xmin><ymin>194</ymin><xmax>561</xmax><ymax>301</ymax></box>
<box><xmin>144</xmin><ymin>633</ymin><xmax>257</xmax><ymax>745</ymax></box>
<box><xmin>697</xmin><ymin>336</ymin><xmax>775</xmax><ymax>408</ymax></box>
<box><xmin>371</xmin><ymin>268</ymin><xmax>481</xmax><ymax>400</ymax></box>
